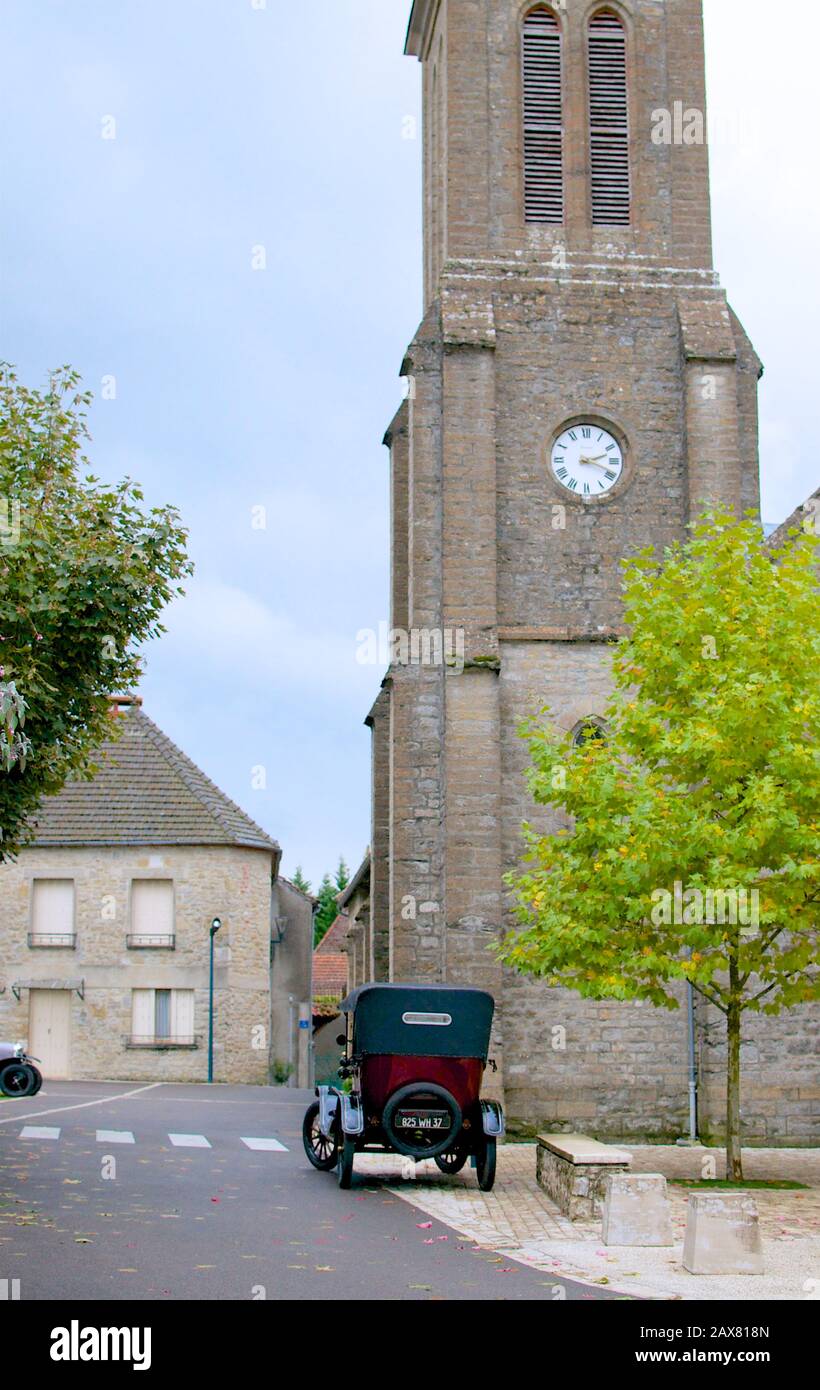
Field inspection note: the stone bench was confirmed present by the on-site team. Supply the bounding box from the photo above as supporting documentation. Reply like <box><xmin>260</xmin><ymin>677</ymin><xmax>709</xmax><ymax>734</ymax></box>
<box><xmin>536</xmin><ymin>1133</ymin><xmax>632</xmax><ymax>1221</ymax></box>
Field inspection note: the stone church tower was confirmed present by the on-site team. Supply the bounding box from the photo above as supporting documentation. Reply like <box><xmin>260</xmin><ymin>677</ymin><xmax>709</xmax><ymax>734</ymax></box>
<box><xmin>364</xmin><ymin>0</ymin><xmax>775</xmax><ymax>1138</ymax></box>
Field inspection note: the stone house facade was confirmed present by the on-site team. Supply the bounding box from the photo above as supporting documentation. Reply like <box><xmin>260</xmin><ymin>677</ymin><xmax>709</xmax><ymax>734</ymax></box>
<box><xmin>0</xmin><ymin>698</ymin><xmax>312</xmax><ymax>1086</ymax></box>
<box><xmin>357</xmin><ymin>0</ymin><xmax>818</xmax><ymax>1142</ymax></box>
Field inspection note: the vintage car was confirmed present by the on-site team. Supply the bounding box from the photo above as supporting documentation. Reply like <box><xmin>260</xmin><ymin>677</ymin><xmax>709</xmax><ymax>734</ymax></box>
<box><xmin>302</xmin><ymin>983</ymin><xmax>504</xmax><ymax>1190</ymax></box>
<box><xmin>0</xmin><ymin>1041</ymin><xmax>43</xmax><ymax>1097</ymax></box>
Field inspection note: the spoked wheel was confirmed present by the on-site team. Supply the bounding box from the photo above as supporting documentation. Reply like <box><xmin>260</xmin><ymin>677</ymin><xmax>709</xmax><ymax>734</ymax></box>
<box><xmin>476</xmin><ymin>1135</ymin><xmax>497</xmax><ymax>1192</ymax></box>
<box><xmin>434</xmin><ymin>1141</ymin><xmax>470</xmax><ymax>1176</ymax></box>
<box><xmin>0</xmin><ymin>1064</ymin><xmax>36</xmax><ymax>1098</ymax></box>
<box><xmin>337</xmin><ymin>1134</ymin><xmax>356</xmax><ymax>1189</ymax></box>
<box><xmin>302</xmin><ymin>1101</ymin><xmax>340</xmax><ymax>1171</ymax></box>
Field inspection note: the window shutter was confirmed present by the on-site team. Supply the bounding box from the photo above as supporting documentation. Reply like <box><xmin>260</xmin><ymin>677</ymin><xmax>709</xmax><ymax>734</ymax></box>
<box><xmin>31</xmin><ymin>879</ymin><xmax>74</xmax><ymax>936</ymax></box>
<box><xmin>523</xmin><ymin>8</ymin><xmax>564</xmax><ymax>224</ymax></box>
<box><xmin>131</xmin><ymin>989</ymin><xmax>154</xmax><ymax>1041</ymax></box>
<box><xmin>171</xmin><ymin>990</ymin><xmax>195</xmax><ymax>1045</ymax></box>
<box><xmin>131</xmin><ymin>880</ymin><xmax>174</xmax><ymax>939</ymax></box>
<box><xmin>588</xmin><ymin>11</ymin><xmax>630</xmax><ymax>225</ymax></box>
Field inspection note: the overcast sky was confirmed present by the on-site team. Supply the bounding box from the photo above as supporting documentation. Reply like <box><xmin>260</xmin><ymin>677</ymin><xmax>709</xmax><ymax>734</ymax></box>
<box><xmin>2</xmin><ymin>1</ymin><xmax>817</xmax><ymax>887</ymax></box>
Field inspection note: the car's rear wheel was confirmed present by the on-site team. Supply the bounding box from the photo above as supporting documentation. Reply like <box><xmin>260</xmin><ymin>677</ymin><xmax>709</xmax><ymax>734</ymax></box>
<box><xmin>302</xmin><ymin>1101</ymin><xmax>339</xmax><ymax>1171</ymax></box>
<box><xmin>0</xmin><ymin>1063</ymin><xmax>36</xmax><ymax>1098</ymax></box>
<box><xmin>434</xmin><ymin>1141</ymin><xmax>469</xmax><ymax>1176</ymax></box>
<box><xmin>476</xmin><ymin>1134</ymin><xmax>497</xmax><ymax>1192</ymax></box>
<box><xmin>337</xmin><ymin>1135</ymin><xmax>356</xmax><ymax>1189</ymax></box>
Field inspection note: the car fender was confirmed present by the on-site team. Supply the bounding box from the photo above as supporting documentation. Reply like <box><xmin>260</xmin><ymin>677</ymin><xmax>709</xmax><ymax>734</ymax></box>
<box><xmin>340</xmin><ymin>1091</ymin><xmax>365</xmax><ymax>1137</ymax></box>
<box><xmin>480</xmin><ymin>1099</ymin><xmax>505</xmax><ymax>1137</ymax></box>
<box><xmin>317</xmin><ymin>1086</ymin><xmax>339</xmax><ymax>1139</ymax></box>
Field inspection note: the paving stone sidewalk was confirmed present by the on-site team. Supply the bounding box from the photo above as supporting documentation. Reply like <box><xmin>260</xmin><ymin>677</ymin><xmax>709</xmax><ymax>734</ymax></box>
<box><xmin>355</xmin><ymin>1144</ymin><xmax>820</xmax><ymax>1301</ymax></box>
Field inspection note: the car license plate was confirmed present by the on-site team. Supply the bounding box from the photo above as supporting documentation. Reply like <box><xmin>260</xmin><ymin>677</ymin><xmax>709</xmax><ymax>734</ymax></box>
<box><xmin>396</xmin><ymin>1111</ymin><xmax>451</xmax><ymax>1131</ymax></box>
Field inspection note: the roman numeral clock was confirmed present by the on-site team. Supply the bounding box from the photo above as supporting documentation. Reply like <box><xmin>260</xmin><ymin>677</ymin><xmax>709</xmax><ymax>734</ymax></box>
<box><xmin>550</xmin><ymin>423</ymin><xmax>625</xmax><ymax>498</ymax></box>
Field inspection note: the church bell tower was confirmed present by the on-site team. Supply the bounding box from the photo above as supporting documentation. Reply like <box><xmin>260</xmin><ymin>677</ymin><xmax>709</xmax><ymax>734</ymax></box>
<box><xmin>367</xmin><ymin>0</ymin><xmax>762</xmax><ymax>1130</ymax></box>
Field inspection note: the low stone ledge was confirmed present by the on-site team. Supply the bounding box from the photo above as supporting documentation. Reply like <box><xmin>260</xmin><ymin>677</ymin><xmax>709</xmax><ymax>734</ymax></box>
<box><xmin>536</xmin><ymin>1132</ymin><xmax>632</xmax><ymax>1221</ymax></box>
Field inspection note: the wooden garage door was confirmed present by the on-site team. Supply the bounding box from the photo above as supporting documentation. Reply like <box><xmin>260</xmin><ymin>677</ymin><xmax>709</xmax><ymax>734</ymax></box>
<box><xmin>28</xmin><ymin>990</ymin><xmax>72</xmax><ymax>1079</ymax></box>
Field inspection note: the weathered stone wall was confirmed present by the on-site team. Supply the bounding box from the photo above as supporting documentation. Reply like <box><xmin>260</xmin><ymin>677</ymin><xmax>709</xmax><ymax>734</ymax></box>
<box><xmin>270</xmin><ymin>877</ymin><xmax>313</xmax><ymax>1087</ymax></box>
<box><xmin>0</xmin><ymin>844</ymin><xmax>273</xmax><ymax>1083</ymax></box>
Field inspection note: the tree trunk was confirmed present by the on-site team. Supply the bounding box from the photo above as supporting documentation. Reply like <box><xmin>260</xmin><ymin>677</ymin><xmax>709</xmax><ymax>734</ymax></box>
<box><xmin>726</xmin><ymin>999</ymin><xmax>743</xmax><ymax>1181</ymax></box>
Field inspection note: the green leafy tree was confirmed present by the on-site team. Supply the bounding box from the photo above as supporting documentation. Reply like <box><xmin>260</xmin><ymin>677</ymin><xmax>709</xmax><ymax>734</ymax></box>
<box><xmin>500</xmin><ymin>513</ymin><xmax>819</xmax><ymax>1180</ymax></box>
<box><xmin>0</xmin><ymin>679</ymin><xmax>31</xmax><ymax>773</ymax></box>
<box><xmin>0</xmin><ymin>365</ymin><xmax>192</xmax><ymax>858</ymax></box>
<box><xmin>314</xmin><ymin>872</ymin><xmax>339</xmax><ymax>947</ymax></box>
<box><xmin>290</xmin><ymin>865</ymin><xmax>311</xmax><ymax>895</ymax></box>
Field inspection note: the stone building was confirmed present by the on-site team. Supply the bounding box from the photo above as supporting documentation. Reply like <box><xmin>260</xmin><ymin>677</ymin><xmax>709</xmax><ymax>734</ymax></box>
<box><xmin>0</xmin><ymin>697</ymin><xmax>312</xmax><ymax>1086</ymax></box>
<box><xmin>359</xmin><ymin>0</ymin><xmax>818</xmax><ymax>1142</ymax></box>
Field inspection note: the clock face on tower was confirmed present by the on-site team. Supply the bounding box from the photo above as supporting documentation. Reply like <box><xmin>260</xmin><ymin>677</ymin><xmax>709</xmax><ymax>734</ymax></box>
<box><xmin>550</xmin><ymin>424</ymin><xmax>624</xmax><ymax>497</ymax></box>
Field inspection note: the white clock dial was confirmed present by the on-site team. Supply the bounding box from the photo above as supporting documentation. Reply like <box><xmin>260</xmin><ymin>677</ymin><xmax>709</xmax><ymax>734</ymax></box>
<box><xmin>550</xmin><ymin>424</ymin><xmax>624</xmax><ymax>497</ymax></box>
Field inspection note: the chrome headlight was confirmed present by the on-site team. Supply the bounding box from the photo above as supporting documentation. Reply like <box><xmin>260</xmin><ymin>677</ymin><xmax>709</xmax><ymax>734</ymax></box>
<box><xmin>13</xmin><ymin>1041</ymin><xmax>24</xmax><ymax>1058</ymax></box>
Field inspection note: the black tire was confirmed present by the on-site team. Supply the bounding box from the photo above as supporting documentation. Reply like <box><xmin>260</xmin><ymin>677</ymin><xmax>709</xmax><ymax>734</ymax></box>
<box><xmin>476</xmin><ymin>1135</ymin><xmax>497</xmax><ymax>1192</ymax></box>
<box><xmin>28</xmin><ymin>1066</ymin><xmax>43</xmax><ymax>1096</ymax></box>
<box><xmin>382</xmin><ymin>1083</ymin><xmax>462</xmax><ymax>1160</ymax></box>
<box><xmin>0</xmin><ymin>1063</ymin><xmax>36</xmax><ymax>1098</ymax></box>
<box><xmin>337</xmin><ymin>1135</ymin><xmax>356</xmax><ymax>1189</ymax></box>
<box><xmin>434</xmin><ymin>1141</ymin><xmax>470</xmax><ymax>1176</ymax></box>
<box><xmin>302</xmin><ymin>1101</ymin><xmax>339</xmax><ymax>1171</ymax></box>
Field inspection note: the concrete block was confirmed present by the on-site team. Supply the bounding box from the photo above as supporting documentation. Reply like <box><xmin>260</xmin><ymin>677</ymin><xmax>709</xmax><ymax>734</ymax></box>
<box><xmin>602</xmin><ymin>1172</ymin><xmax>673</xmax><ymax>1247</ymax></box>
<box><xmin>682</xmin><ymin>1192</ymin><xmax>764</xmax><ymax>1275</ymax></box>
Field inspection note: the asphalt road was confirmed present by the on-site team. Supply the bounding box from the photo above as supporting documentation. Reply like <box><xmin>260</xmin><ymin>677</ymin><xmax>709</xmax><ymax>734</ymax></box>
<box><xmin>0</xmin><ymin>1080</ymin><xmax>616</xmax><ymax>1301</ymax></box>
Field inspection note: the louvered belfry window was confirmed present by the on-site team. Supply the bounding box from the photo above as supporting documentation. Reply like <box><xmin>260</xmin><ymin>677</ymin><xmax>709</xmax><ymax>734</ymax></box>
<box><xmin>523</xmin><ymin>7</ymin><xmax>564</xmax><ymax>224</ymax></box>
<box><xmin>588</xmin><ymin>10</ymin><xmax>631</xmax><ymax>225</ymax></box>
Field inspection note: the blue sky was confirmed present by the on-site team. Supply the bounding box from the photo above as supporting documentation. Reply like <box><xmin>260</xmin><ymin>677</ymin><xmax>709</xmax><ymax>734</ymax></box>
<box><xmin>2</xmin><ymin>1</ymin><xmax>817</xmax><ymax>887</ymax></box>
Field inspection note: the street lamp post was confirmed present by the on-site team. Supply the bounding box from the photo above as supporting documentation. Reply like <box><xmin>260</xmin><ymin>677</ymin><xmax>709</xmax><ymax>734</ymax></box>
<box><xmin>208</xmin><ymin>917</ymin><xmax>222</xmax><ymax>1084</ymax></box>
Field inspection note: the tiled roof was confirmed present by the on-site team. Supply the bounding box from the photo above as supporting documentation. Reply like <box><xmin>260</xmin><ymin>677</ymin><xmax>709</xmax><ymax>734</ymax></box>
<box><xmin>313</xmin><ymin>953</ymin><xmax>348</xmax><ymax>999</ymax></box>
<box><xmin>316</xmin><ymin>914</ymin><xmax>350</xmax><ymax>953</ymax></box>
<box><xmin>30</xmin><ymin>701</ymin><xmax>279</xmax><ymax>852</ymax></box>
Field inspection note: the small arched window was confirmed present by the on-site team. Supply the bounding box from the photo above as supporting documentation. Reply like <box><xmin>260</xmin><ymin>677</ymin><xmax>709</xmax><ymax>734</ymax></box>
<box><xmin>588</xmin><ymin>10</ymin><xmax>630</xmax><ymax>226</ymax></box>
<box><xmin>522</xmin><ymin>7</ymin><xmax>564</xmax><ymax>224</ymax></box>
<box><xmin>572</xmin><ymin>717</ymin><xmax>608</xmax><ymax>749</ymax></box>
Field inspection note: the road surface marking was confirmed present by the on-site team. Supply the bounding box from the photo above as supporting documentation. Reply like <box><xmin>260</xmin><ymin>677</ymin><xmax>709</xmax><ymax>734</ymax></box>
<box><xmin>168</xmin><ymin>1133</ymin><xmax>211</xmax><ymax>1148</ymax></box>
<box><xmin>19</xmin><ymin>1126</ymin><xmax>61</xmax><ymax>1140</ymax></box>
<box><xmin>0</xmin><ymin>1081</ymin><xmax>163</xmax><ymax>1126</ymax></box>
<box><xmin>96</xmin><ymin>1130</ymin><xmax>135</xmax><ymax>1144</ymax></box>
<box><xmin>240</xmin><ymin>1137</ymin><xmax>288</xmax><ymax>1152</ymax></box>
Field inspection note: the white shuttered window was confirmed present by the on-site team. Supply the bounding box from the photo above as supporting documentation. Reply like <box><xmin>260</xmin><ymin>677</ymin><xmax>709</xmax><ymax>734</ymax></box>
<box><xmin>588</xmin><ymin>10</ymin><xmax>631</xmax><ymax>225</ymax></box>
<box><xmin>523</xmin><ymin>8</ymin><xmax>564</xmax><ymax>224</ymax></box>
<box><xmin>31</xmin><ymin>879</ymin><xmax>74</xmax><ymax>943</ymax></box>
<box><xmin>130</xmin><ymin>880</ymin><xmax>174</xmax><ymax>944</ymax></box>
<box><xmin>131</xmin><ymin>989</ymin><xmax>194</xmax><ymax>1045</ymax></box>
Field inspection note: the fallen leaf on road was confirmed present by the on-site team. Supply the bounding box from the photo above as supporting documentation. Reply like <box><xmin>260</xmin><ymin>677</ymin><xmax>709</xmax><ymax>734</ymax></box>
<box><xmin>416</xmin><ymin>1222</ymin><xmax>433</xmax><ymax>1229</ymax></box>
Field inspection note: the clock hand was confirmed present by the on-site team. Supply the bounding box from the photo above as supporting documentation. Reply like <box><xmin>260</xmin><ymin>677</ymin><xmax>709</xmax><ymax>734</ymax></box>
<box><xmin>580</xmin><ymin>454</ymin><xmax>610</xmax><ymax>465</ymax></box>
<box><xmin>578</xmin><ymin>456</ymin><xmax>611</xmax><ymax>471</ymax></box>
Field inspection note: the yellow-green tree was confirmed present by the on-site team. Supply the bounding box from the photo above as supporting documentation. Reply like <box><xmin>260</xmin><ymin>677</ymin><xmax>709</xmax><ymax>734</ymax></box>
<box><xmin>500</xmin><ymin>513</ymin><xmax>819</xmax><ymax>1179</ymax></box>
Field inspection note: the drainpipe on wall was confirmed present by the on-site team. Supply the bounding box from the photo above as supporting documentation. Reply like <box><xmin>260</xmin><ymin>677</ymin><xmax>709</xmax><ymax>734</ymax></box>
<box><xmin>678</xmin><ymin>978</ymin><xmax>700</xmax><ymax>1145</ymax></box>
<box><xmin>287</xmin><ymin>994</ymin><xmax>295</xmax><ymax>1087</ymax></box>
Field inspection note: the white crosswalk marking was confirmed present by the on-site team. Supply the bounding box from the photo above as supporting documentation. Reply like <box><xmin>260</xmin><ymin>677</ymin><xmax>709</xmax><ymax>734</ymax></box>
<box><xmin>240</xmin><ymin>1137</ymin><xmax>288</xmax><ymax>1152</ymax></box>
<box><xmin>19</xmin><ymin>1126</ymin><xmax>60</xmax><ymax>1140</ymax></box>
<box><xmin>168</xmin><ymin>1133</ymin><xmax>211</xmax><ymax>1148</ymax></box>
<box><xmin>96</xmin><ymin>1130</ymin><xmax>135</xmax><ymax>1144</ymax></box>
